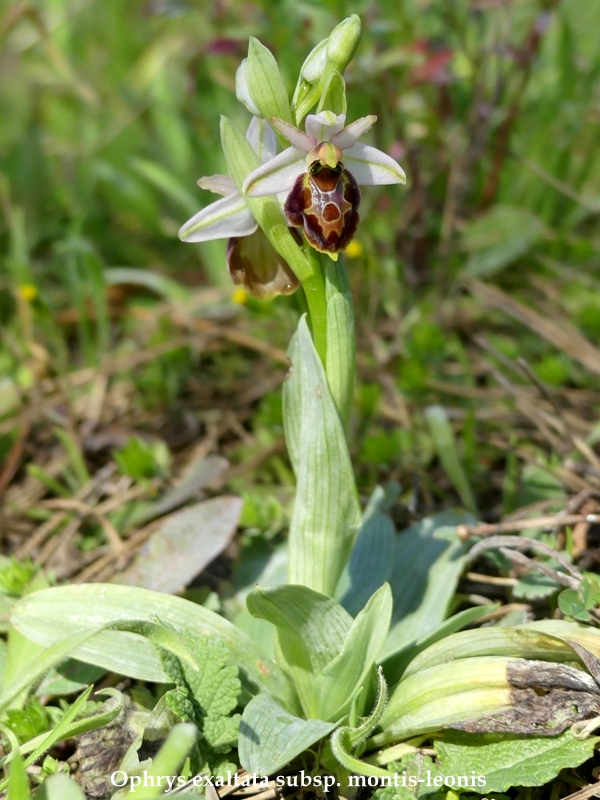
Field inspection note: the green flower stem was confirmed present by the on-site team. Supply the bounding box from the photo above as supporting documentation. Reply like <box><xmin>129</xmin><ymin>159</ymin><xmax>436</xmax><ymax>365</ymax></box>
<box><xmin>324</xmin><ymin>253</ymin><xmax>355</xmax><ymax>432</ymax></box>
<box><xmin>301</xmin><ymin>248</ymin><xmax>355</xmax><ymax>432</ymax></box>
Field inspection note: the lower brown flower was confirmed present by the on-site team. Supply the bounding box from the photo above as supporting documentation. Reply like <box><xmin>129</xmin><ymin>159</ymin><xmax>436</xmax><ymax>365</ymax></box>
<box><xmin>227</xmin><ymin>229</ymin><xmax>301</xmax><ymax>300</ymax></box>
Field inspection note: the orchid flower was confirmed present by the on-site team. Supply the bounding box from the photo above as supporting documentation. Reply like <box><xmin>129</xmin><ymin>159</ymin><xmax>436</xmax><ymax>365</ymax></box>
<box><xmin>178</xmin><ymin>117</ymin><xmax>299</xmax><ymax>299</ymax></box>
<box><xmin>243</xmin><ymin>111</ymin><xmax>406</xmax><ymax>255</ymax></box>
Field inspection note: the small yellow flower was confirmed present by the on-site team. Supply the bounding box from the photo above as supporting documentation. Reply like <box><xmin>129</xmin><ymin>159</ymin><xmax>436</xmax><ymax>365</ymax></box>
<box><xmin>231</xmin><ymin>287</ymin><xmax>248</xmax><ymax>305</ymax></box>
<box><xmin>18</xmin><ymin>284</ymin><xmax>38</xmax><ymax>302</ymax></box>
<box><xmin>344</xmin><ymin>240</ymin><xmax>363</xmax><ymax>259</ymax></box>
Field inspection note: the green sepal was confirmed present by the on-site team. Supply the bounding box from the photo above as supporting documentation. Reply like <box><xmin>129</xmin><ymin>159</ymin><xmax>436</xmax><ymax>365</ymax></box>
<box><xmin>219</xmin><ymin>116</ymin><xmax>312</xmax><ymax>284</ymax></box>
<box><xmin>244</xmin><ymin>38</ymin><xmax>293</xmax><ymax>125</ymax></box>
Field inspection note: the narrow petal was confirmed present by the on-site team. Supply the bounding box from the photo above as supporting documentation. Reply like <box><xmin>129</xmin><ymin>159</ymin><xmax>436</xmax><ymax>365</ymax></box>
<box><xmin>178</xmin><ymin>192</ymin><xmax>257</xmax><ymax>242</ymax></box>
<box><xmin>305</xmin><ymin>111</ymin><xmax>346</xmax><ymax>142</ymax></box>
<box><xmin>343</xmin><ymin>142</ymin><xmax>407</xmax><ymax>185</ymax></box>
<box><xmin>246</xmin><ymin>116</ymin><xmax>277</xmax><ymax>163</ymax></box>
<box><xmin>197</xmin><ymin>174</ymin><xmax>236</xmax><ymax>195</ymax></box>
<box><xmin>271</xmin><ymin>118</ymin><xmax>316</xmax><ymax>152</ymax></box>
<box><xmin>243</xmin><ymin>146</ymin><xmax>306</xmax><ymax>197</ymax></box>
<box><xmin>330</xmin><ymin>115</ymin><xmax>377</xmax><ymax>150</ymax></box>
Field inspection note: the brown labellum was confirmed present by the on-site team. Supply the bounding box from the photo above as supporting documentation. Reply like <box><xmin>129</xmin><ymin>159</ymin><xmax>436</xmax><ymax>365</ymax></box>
<box><xmin>284</xmin><ymin>147</ymin><xmax>361</xmax><ymax>255</ymax></box>
<box><xmin>227</xmin><ymin>229</ymin><xmax>300</xmax><ymax>299</ymax></box>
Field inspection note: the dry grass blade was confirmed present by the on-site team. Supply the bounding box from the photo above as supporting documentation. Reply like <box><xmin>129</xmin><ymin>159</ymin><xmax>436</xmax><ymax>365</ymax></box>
<box><xmin>468</xmin><ymin>279</ymin><xmax>600</xmax><ymax>376</ymax></box>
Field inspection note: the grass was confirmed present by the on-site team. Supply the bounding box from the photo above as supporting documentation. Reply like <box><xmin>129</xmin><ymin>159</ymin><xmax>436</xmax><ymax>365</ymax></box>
<box><xmin>2</xmin><ymin>0</ymin><xmax>600</xmax><ymax>795</ymax></box>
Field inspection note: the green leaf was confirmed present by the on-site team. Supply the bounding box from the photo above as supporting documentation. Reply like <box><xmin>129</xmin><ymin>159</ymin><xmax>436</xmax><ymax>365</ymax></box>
<box><xmin>313</xmin><ymin>584</ymin><xmax>392</xmax><ymax>721</ymax></box>
<box><xmin>35</xmin><ymin>773</ymin><xmax>86</xmax><ymax>800</ymax></box>
<box><xmin>156</xmin><ymin>631</ymin><xmax>240</xmax><ymax>769</ymax></box>
<box><xmin>7</xmin><ymin>751</ymin><xmax>31</xmax><ymax>800</ymax></box>
<box><xmin>338</xmin><ymin>486</ymin><xmax>397</xmax><ymax>617</ymax></box>
<box><xmin>10</xmin><ymin>585</ymin><xmax>296</xmax><ymax>710</ymax></box>
<box><xmin>381</xmin><ymin>604</ymin><xmax>499</xmax><ymax>685</ymax></box>
<box><xmin>374</xmin><ymin>657</ymin><xmax>515</xmax><ymax>747</ymax></box>
<box><xmin>131</xmin><ymin>723</ymin><xmax>197</xmax><ymax>798</ymax></box>
<box><xmin>401</xmin><ymin>625</ymin><xmax>581</xmax><ymax>677</ymax></box>
<box><xmin>383</xmin><ymin>512</ymin><xmax>469</xmax><ymax>659</ymax></box>
<box><xmin>238</xmin><ymin>694</ymin><xmax>336</xmax><ymax>775</ymax></box>
<box><xmin>513</xmin><ymin>571</ymin><xmax>560</xmax><ymax>601</ymax></box>
<box><xmin>557</xmin><ymin>589</ymin><xmax>591</xmax><ymax>621</ymax></box>
<box><xmin>424</xmin><ymin>406</ymin><xmax>477</xmax><ymax>514</ymax></box>
<box><xmin>283</xmin><ymin>316</ymin><xmax>361</xmax><ymax>595</ymax></box>
<box><xmin>247</xmin><ymin>584</ymin><xmax>351</xmax><ymax>717</ymax></box>
<box><xmin>435</xmin><ymin>730</ymin><xmax>600</xmax><ymax>792</ymax></box>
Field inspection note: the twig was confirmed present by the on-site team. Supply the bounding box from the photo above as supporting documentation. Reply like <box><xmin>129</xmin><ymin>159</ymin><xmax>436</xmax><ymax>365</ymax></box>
<box><xmin>457</xmin><ymin>513</ymin><xmax>600</xmax><ymax>540</ymax></box>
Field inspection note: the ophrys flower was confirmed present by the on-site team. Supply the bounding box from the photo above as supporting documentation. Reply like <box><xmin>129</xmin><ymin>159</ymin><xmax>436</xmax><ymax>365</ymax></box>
<box><xmin>178</xmin><ymin>117</ymin><xmax>299</xmax><ymax>299</ymax></box>
<box><xmin>243</xmin><ymin>112</ymin><xmax>406</xmax><ymax>255</ymax></box>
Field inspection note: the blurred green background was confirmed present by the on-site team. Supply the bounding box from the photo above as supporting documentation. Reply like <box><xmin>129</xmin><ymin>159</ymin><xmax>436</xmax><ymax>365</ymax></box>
<box><xmin>2</xmin><ymin>0</ymin><xmax>600</xmax><ymax>529</ymax></box>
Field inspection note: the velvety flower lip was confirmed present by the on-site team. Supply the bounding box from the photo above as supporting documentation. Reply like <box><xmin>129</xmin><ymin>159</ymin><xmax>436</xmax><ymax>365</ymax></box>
<box><xmin>179</xmin><ymin>117</ymin><xmax>280</xmax><ymax>243</ymax></box>
<box><xmin>242</xmin><ymin>111</ymin><xmax>406</xmax><ymax>198</ymax></box>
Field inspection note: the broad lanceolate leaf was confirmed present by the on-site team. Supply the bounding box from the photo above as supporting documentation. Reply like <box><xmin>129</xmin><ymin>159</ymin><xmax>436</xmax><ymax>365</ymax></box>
<box><xmin>381</xmin><ymin>604</ymin><xmax>499</xmax><ymax>685</ymax></box>
<box><xmin>401</xmin><ymin>625</ymin><xmax>588</xmax><ymax>677</ymax></box>
<box><xmin>283</xmin><ymin>316</ymin><xmax>361</xmax><ymax>595</ymax></box>
<box><xmin>382</xmin><ymin>512</ymin><xmax>470</xmax><ymax>659</ymax></box>
<box><xmin>436</xmin><ymin>730</ymin><xmax>600</xmax><ymax>793</ymax></box>
<box><xmin>247</xmin><ymin>584</ymin><xmax>391</xmax><ymax>721</ymax></box>
<box><xmin>239</xmin><ymin>694</ymin><xmax>337</xmax><ymax>775</ymax></box>
<box><xmin>338</xmin><ymin>486</ymin><xmax>396</xmax><ymax>617</ymax></box>
<box><xmin>313</xmin><ymin>584</ymin><xmax>392</xmax><ymax>721</ymax></box>
<box><xmin>10</xmin><ymin>585</ymin><xmax>297</xmax><ymax>711</ymax></box>
<box><xmin>247</xmin><ymin>585</ymin><xmax>351</xmax><ymax>718</ymax></box>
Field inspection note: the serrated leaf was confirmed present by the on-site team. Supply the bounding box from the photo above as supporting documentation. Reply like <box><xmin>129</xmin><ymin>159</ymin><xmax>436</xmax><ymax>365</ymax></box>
<box><xmin>157</xmin><ymin>631</ymin><xmax>240</xmax><ymax>772</ymax></box>
<box><xmin>238</xmin><ymin>694</ymin><xmax>336</xmax><ymax>775</ymax></box>
<box><xmin>435</xmin><ymin>730</ymin><xmax>600</xmax><ymax>792</ymax></box>
<box><xmin>512</xmin><ymin>571</ymin><xmax>560</xmax><ymax>601</ymax></box>
<box><xmin>283</xmin><ymin>316</ymin><xmax>361</xmax><ymax>595</ymax></box>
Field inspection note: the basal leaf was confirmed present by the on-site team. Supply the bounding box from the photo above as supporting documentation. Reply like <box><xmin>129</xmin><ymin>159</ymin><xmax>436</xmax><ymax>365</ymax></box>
<box><xmin>239</xmin><ymin>694</ymin><xmax>336</xmax><ymax>775</ymax></box>
<box><xmin>338</xmin><ymin>486</ymin><xmax>396</xmax><ymax>617</ymax></box>
<box><xmin>11</xmin><ymin>585</ymin><xmax>296</xmax><ymax>710</ymax></box>
<box><xmin>247</xmin><ymin>584</ymin><xmax>351</xmax><ymax>717</ymax></box>
<box><xmin>313</xmin><ymin>584</ymin><xmax>392</xmax><ymax>721</ymax></box>
<box><xmin>383</xmin><ymin>512</ymin><xmax>469</xmax><ymax>659</ymax></box>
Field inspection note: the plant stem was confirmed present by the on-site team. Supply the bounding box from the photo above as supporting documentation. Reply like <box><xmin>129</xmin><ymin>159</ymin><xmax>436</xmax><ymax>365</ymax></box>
<box><xmin>324</xmin><ymin>254</ymin><xmax>356</xmax><ymax>433</ymax></box>
<box><xmin>302</xmin><ymin>265</ymin><xmax>328</xmax><ymax>366</ymax></box>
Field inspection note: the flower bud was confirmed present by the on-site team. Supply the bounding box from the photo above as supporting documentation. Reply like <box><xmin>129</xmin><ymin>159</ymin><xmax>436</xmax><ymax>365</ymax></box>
<box><xmin>326</xmin><ymin>14</ymin><xmax>361</xmax><ymax>73</ymax></box>
<box><xmin>237</xmin><ymin>38</ymin><xmax>293</xmax><ymax>124</ymax></box>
